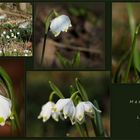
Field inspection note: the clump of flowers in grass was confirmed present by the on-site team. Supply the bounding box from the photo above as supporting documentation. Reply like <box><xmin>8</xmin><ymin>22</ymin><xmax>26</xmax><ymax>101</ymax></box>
<box><xmin>38</xmin><ymin>78</ymin><xmax>104</xmax><ymax>137</ymax></box>
<box><xmin>0</xmin><ymin>22</ymin><xmax>32</xmax><ymax>56</ymax></box>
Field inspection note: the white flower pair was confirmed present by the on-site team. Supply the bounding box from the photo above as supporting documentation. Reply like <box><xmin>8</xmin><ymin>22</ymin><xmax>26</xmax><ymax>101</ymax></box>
<box><xmin>0</xmin><ymin>95</ymin><xmax>13</xmax><ymax>126</ymax></box>
<box><xmin>50</xmin><ymin>15</ymin><xmax>72</xmax><ymax>37</ymax></box>
<box><xmin>38</xmin><ymin>98</ymin><xmax>101</xmax><ymax>125</ymax></box>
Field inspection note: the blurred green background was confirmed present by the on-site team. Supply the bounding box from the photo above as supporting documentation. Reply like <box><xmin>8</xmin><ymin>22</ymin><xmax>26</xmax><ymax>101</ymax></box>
<box><xmin>112</xmin><ymin>3</ymin><xmax>140</xmax><ymax>77</ymax></box>
<box><xmin>26</xmin><ymin>71</ymin><xmax>110</xmax><ymax>137</ymax></box>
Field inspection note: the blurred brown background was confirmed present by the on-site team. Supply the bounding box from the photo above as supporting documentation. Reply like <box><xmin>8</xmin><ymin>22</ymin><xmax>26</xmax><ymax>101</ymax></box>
<box><xmin>34</xmin><ymin>2</ymin><xmax>105</xmax><ymax>69</ymax></box>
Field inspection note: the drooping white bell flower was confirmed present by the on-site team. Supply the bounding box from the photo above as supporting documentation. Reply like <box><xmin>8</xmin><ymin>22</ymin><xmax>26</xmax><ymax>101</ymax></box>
<box><xmin>50</xmin><ymin>15</ymin><xmax>72</xmax><ymax>37</ymax></box>
<box><xmin>53</xmin><ymin>98</ymin><xmax>71</xmax><ymax>112</ymax></box>
<box><xmin>75</xmin><ymin>101</ymin><xmax>101</xmax><ymax>124</ymax></box>
<box><xmin>53</xmin><ymin>98</ymin><xmax>75</xmax><ymax>124</ymax></box>
<box><xmin>83</xmin><ymin>101</ymin><xmax>101</xmax><ymax>114</ymax></box>
<box><xmin>75</xmin><ymin>102</ymin><xmax>85</xmax><ymax>124</ymax></box>
<box><xmin>38</xmin><ymin>101</ymin><xmax>55</xmax><ymax>122</ymax></box>
<box><xmin>0</xmin><ymin>95</ymin><xmax>12</xmax><ymax>126</ymax></box>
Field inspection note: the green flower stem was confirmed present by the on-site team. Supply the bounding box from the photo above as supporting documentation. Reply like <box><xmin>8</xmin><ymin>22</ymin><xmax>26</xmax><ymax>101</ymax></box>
<box><xmin>75</xmin><ymin>123</ymin><xmax>86</xmax><ymax>137</ymax></box>
<box><xmin>0</xmin><ymin>67</ymin><xmax>20</xmax><ymax>134</ymax></box>
<box><xmin>83</xmin><ymin>123</ymin><xmax>89</xmax><ymax>137</ymax></box>
<box><xmin>49</xmin><ymin>91</ymin><xmax>64</xmax><ymax>101</ymax></box>
<box><xmin>124</xmin><ymin>24</ymin><xmax>140</xmax><ymax>82</ymax></box>
<box><xmin>41</xmin><ymin>10</ymin><xmax>58</xmax><ymax>65</ymax></box>
<box><xmin>41</xmin><ymin>34</ymin><xmax>47</xmax><ymax>65</ymax></box>
<box><xmin>49</xmin><ymin>81</ymin><xmax>64</xmax><ymax>99</ymax></box>
<box><xmin>70</xmin><ymin>91</ymin><xmax>79</xmax><ymax>100</ymax></box>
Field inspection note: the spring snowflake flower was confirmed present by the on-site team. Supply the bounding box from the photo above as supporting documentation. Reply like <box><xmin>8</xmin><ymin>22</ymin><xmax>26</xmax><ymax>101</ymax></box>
<box><xmin>53</xmin><ymin>98</ymin><xmax>75</xmax><ymax>124</ymax></box>
<box><xmin>38</xmin><ymin>101</ymin><xmax>60</xmax><ymax>122</ymax></box>
<box><xmin>0</xmin><ymin>95</ymin><xmax>13</xmax><ymax>126</ymax></box>
<box><xmin>11</xmin><ymin>33</ymin><xmax>14</xmax><ymax>37</ymax></box>
<box><xmin>17</xmin><ymin>32</ymin><xmax>20</xmax><ymax>35</ymax></box>
<box><xmin>1</xmin><ymin>34</ymin><xmax>4</xmax><ymax>37</ymax></box>
<box><xmin>75</xmin><ymin>101</ymin><xmax>101</xmax><ymax>124</ymax></box>
<box><xmin>6</xmin><ymin>35</ymin><xmax>10</xmax><ymax>39</ymax></box>
<box><xmin>3</xmin><ymin>31</ymin><xmax>6</xmax><ymax>35</ymax></box>
<box><xmin>50</xmin><ymin>15</ymin><xmax>72</xmax><ymax>37</ymax></box>
<box><xmin>13</xmin><ymin>49</ymin><xmax>17</xmax><ymax>52</ymax></box>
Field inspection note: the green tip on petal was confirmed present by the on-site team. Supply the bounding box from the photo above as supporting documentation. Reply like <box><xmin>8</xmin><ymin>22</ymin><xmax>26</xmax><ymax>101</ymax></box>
<box><xmin>0</xmin><ymin>117</ymin><xmax>4</xmax><ymax>123</ymax></box>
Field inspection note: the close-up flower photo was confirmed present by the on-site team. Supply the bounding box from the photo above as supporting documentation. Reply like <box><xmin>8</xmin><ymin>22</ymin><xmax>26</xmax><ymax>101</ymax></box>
<box><xmin>0</xmin><ymin>3</ymin><xmax>32</xmax><ymax>56</ymax></box>
<box><xmin>112</xmin><ymin>3</ymin><xmax>140</xmax><ymax>83</ymax></box>
<box><xmin>34</xmin><ymin>2</ymin><xmax>105</xmax><ymax>69</ymax></box>
<box><xmin>26</xmin><ymin>71</ymin><xmax>110</xmax><ymax>137</ymax></box>
<box><xmin>0</xmin><ymin>59</ymin><xmax>24</xmax><ymax>136</ymax></box>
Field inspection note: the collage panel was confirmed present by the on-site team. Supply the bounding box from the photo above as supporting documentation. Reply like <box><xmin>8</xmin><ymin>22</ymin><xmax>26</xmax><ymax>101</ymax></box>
<box><xmin>112</xmin><ymin>2</ymin><xmax>140</xmax><ymax>84</ymax></box>
<box><xmin>0</xmin><ymin>3</ymin><xmax>32</xmax><ymax>56</ymax></box>
<box><xmin>26</xmin><ymin>71</ymin><xmax>110</xmax><ymax>137</ymax></box>
<box><xmin>0</xmin><ymin>59</ymin><xmax>25</xmax><ymax>136</ymax></box>
<box><xmin>112</xmin><ymin>85</ymin><xmax>140</xmax><ymax>138</ymax></box>
<box><xmin>34</xmin><ymin>2</ymin><xmax>105</xmax><ymax>69</ymax></box>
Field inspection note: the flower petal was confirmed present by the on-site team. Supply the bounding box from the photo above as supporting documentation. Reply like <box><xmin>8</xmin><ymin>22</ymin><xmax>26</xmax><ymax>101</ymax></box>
<box><xmin>54</xmin><ymin>98</ymin><xmax>71</xmax><ymax>112</ymax></box>
<box><xmin>75</xmin><ymin>102</ymin><xmax>85</xmax><ymax>124</ymax></box>
<box><xmin>50</xmin><ymin>15</ymin><xmax>72</xmax><ymax>37</ymax></box>
<box><xmin>38</xmin><ymin>101</ymin><xmax>55</xmax><ymax>122</ymax></box>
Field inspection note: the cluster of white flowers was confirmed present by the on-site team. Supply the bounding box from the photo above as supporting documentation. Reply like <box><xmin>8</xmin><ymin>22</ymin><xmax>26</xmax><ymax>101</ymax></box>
<box><xmin>0</xmin><ymin>95</ymin><xmax>13</xmax><ymax>126</ymax></box>
<box><xmin>0</xmin><ymin>30</ymin><xmax>20</xmax><ymax>40</ymax></box>
<box><xmin>38</xmin><ymin>98</ymin><xmax>101</xmax><ymax>125</ymax></box>
<box><xmin>50</xmin><ymin>15</ymin><xmax>72</xmax><ymax>37</ymax></box>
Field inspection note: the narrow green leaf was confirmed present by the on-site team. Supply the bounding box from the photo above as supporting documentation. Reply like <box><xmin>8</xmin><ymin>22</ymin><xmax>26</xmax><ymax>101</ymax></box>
<box><xmin>75</xmin><ymin>78</ymin><xmax>88</xmax><ymax>101</ymax></box>
<box><xmin>72</xmin><ymin>52</ymin><xmax>80</xmax><ymax>68</ymax></box>
<box><xmin>93</xmin><ymin>100</ymin><xmax>105</xmax><ymax>136</ymax></box>
<box><xmin>49</xmin><ymin>81</ymin><xmax>64</xmax><ymax>98</ymax></box>
<box><xmin>56</xmin><ymin>51</ymin><xmax>71</xmax><ymax>68</ymax></box>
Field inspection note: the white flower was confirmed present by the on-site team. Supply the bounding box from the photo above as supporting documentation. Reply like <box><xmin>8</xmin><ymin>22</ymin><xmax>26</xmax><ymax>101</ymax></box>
<box><xmin>1</xmin><ymin>34</ymin><xmax>4</xmax><ymax>37</ymax></box>
<box><xmin>75</xmin><ymin>101</ymin><xmax>101</xmax><ymax>124</ymax></box>
<box><xmin>11</xmin><ymin>33</ymin><xmax>14</xmax><ymax>37</ymax></box>
<box><xmin>3</xmin><ymin>31</ymin><xmax>6</xmax><ymax>35</ymax></box>
<box><xmin>75</xmin><ymin>102</ymin><xmax>85</xmax><ymax>124</ymax></box>
<box><xmin>17</xmin><ymin>32</ymin><xmax>20</xmax><ymax>35</ymax></box>
<box><xmin>13</xmin><ymin>49</ymin><xmax>17</xmax><ymax>52</ymax></box>
<box><xmin>0</xmin><ymin>14</ymin><xmax>7</xmax><ymax>20</ymax></box>
<box><xmin>24</xmin><ymin>50</ymin><xmax>29</xmax><ymax>54</ymax></box>
<box><xmin>38</xmin><ymin>101</ymin><xmax>55</xmax><ymax>122</ymax></box>
<box><xmin>10</xmin><ymin>29</ymin><xmax>12</xmax><ymax>32</ymax></box>
<box><xmin>6</xmin><ymin>35</ymin><xmax>10</xmax><ymax>39</ymax></box>
<box><xmin>50</xmin><ymin>15</ymin><xmax>72</xmax><ymax>37</ymax></box>
<box><xmin>83</xmin><ymin>101</ymin><xmax>101</xmax><ymax>114</ymax></box>
<box><xmin>53</xmin><ymin>98</ymin><xmax>75</xmax><ymax>124</ymax></box>
<box><xmin>14</xmin><ymin>36</ymin><xmax>17</xmax><ymax>39</ymax></box>
<box><xmin>0</xmin><ymin>95</ymin><xmax>12</xmax><ymax>126</ymax></box>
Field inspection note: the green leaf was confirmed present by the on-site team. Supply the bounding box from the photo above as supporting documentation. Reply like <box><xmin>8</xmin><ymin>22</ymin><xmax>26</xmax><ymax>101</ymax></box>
<box><xmin>49</xmin><ymin>81</ymin><xmax>64</xmax><ymax>98</ymax></box>
<box><xmin>75</xmin><ymin>78</ymin><xmax>88</xmax><ymax>101</ymax></box>
<box><xmin>45</xmin><ymin>9</ymin><xmax>57</xmax><ymax>34</ymax></box>
<box><xmin>56</xmin><ymin>51</ymin><xmax>71</xmax><ymax>68</ymax></box>
<box><xmin>93</xmin><ymin>100</ymin><xmax>105</xmax><ymax>136</ymax></box>
<box><xmin>133</xmin><ymin>47</ymin><xmax>140</xmax><ymax>72</ymax></box>
<box><xmin>72</xmin><ymin>52</ymin><xmax>80</xmax><ymax>68</ymax></box>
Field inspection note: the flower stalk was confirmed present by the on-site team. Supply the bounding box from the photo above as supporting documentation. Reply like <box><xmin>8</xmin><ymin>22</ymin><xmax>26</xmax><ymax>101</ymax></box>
<box><xmin>0</xmin><ymin>67</ymin><xmax>20</xmax><ymax>134</ymax></box>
